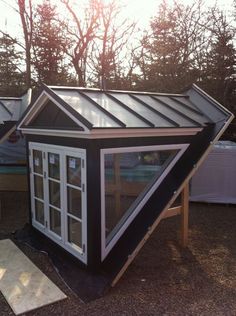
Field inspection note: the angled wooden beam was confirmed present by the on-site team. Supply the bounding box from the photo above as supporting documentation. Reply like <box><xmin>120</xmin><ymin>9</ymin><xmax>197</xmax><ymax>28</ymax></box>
<box><xmin>162</xmin><ymin>205</ymin><xmax>181</xmax><ymax>219</ymax></box>
<box><xmin>180</xmin><ymin>183</ymin><xmax>189</xmax><ymax>247</ymax></box>
<box><xmin>111</xmin><ymin>181</ymin><xmax>190</xmax><ymax>287</ymax></box>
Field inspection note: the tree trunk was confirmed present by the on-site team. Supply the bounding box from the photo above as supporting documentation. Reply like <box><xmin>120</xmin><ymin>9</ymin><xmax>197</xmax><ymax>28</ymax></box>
<box><xmin>18</xmin><ymin>0</ymin><xmax>32</xmax><ymax>89</ymax></box>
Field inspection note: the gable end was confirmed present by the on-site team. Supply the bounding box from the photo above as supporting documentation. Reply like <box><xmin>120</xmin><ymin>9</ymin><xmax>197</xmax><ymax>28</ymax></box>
<box><xmin>28</xmin><ymin>99</ymin><xmax>84</xmax><ymax>130</ymax></box>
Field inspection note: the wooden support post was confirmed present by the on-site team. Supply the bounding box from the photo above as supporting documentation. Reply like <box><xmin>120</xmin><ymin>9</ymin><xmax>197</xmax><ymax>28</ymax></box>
<box><xmin>112</xmin><ymin>181</ymin><xmax>190</xmax><ymax>287</ymax></box>
<box><xmin>114</xmin><ymin>154</ymin><xmax>121</xmax><ymax>215</ymax></box>
<box><xmin>180</xmin><ymin>183</ymin><xmax>189</xmax><ymax>247</ymax></box>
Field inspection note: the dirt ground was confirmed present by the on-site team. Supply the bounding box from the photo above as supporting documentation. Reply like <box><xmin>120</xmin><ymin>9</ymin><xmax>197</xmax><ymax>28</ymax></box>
<box><xmin>0</xmin><ymin>191</ymin><xmax>236</xmax><ymax>316</ymax></box>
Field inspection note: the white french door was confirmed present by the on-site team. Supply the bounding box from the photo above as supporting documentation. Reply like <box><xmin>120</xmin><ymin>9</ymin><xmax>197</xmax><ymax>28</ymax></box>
<box><xmin>29</xmin><ymin>142</ymin><xmax>87</xmax><ymax>263</ymax></box>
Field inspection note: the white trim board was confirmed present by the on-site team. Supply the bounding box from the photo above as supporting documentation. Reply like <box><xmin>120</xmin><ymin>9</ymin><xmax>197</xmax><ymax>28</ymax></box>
<box><xmin>19</xmin><ymin>127</ymin><xmax>202</xmax><ymax>139</ymax></box>
<box><xmin>100</xmin><ymin>143</ymin><xmax>189</xmax><ymax>260</ymax></box>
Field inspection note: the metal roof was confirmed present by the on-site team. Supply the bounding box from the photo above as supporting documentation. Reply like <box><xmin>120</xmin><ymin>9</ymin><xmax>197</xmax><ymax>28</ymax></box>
<box><xmin>0</xmin><ymin>121</ymin><xmax>16</xmax><ymax>143</ymax></box>
<box><xmin>0</xmin><ymin>100</ymin><xmax>13</xmax><ymax>123</ymax></box>
<box><xmin>49</xmin><ymin>86</ymin><xmax>211</xmax><ymax>129</ymax></box>
<box><xmin>0</xmin><ymin>90</ymin><xmax>31</xmax><ymax>143</ymax></box>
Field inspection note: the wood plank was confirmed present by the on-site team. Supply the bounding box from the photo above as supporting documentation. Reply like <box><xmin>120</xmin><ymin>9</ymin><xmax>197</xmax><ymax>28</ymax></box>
<box><xmin>106</xmin><ymin>181</ymin><xmax>146</xmax><ymax>196</ymax></box>
<box><xmin>111</xmin><ymin>212</ymin><xmax>165</xmax><ymax>287</ymax></box>
<box><xmin>0</xmin><ymin>125</ymin><xmax>16</xmax><ymax>144</ymax></box>
<box><xmin>0</xmin><ymin>175</ymin><xmax>28</xmax><ymax>191</ymax></box>
<box><xmin>181</xmin><ymin>184</ymin><xmax>189</xmax><ymax>247</ymax></box>
<box><xmin>162</xmin><ymin>206</ymin><xmax>181</xmax><ymax>219</ymax></box>
<box><xmin>0</xmin><ymin>239</ymin><xmax>66</xmax><ymax>315</ymax></box>
<box><xmin>114</xmin><ymin>154</ymin><xmax>121</xmax><ymax>215</ymax></box>
<box><xmin>111</xmin><ymin>182</ymin><xmax>189</xmax><ymax>287</ymax></box>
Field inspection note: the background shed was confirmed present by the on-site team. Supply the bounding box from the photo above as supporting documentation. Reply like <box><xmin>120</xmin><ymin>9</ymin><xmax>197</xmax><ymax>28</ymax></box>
<box><xmin>0</xmin><ymin>89</ymin><xmax>31</xmax><ymax>191</ymax></box>
<box><xmin>190</xmin><ymin>141</ymin><xmax>236</xmax><ymax>204</ymax></box>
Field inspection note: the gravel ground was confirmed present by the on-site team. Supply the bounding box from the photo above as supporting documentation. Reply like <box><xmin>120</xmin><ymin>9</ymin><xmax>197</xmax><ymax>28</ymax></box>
<box><xmin>0</xmin><ymin>192</ymin><xmax>235</xmax><ymax>316</ymax></box>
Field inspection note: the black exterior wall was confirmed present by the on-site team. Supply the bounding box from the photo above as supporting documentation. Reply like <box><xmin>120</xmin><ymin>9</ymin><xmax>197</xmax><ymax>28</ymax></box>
<box><xmin>101</xmin><ymin>124</ymin><xmax>216</xmax><ymax>279</ymax></box>
<box><xmin>25</xmin><ymin>132</ymin><xmax>196</xmax><ymax>271</ymax></box>
<box><xmin>22</xmin><ymin>121</ymin><xmax>228</xmax><ymax>299</ymax></box>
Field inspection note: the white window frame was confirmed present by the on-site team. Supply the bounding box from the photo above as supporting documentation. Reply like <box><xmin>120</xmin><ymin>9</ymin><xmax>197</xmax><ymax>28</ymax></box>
<box><xmin>29</xmin><ymin>142</ymin><xmax>87</xmax><ymax>264</ymax></box>
<box><xmin>100</xmin><ymin>143</ymin><xmax>189</xmax><ymax>260</ymax></box>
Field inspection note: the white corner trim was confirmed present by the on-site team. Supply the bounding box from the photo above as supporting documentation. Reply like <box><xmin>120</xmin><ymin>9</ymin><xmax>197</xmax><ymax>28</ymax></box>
<box><xmin>100</xmin><ymin>143</ymin><xmax>189</xmax><ymax>261</ymax></box>
<box><xmin>191</xmin><ymin>84</ymin><xmax>233</xmax><ymax>116</ymax></box>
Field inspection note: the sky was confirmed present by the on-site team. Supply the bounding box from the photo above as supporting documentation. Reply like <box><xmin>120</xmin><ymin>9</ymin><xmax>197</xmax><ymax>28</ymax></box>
<box><xmin>124</xmin><ymin>0</ymin><xmax>234</xmax><ymax>26</ymax></box>
<box><xmin>0</xmin><ymin>0</ymin><xmax>234</xmax><ymax>38</ymax></box>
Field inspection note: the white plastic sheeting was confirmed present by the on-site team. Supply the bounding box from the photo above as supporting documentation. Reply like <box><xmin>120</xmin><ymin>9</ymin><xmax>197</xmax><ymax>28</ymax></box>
<box><xmin>190</xmin><ymin>141</ymin><xmax>236</xmax><ymax>204</ymax></box>
<box><xmin>0</xmin><ymin>132</ymin><xmax>26</xmax><ymax>164</ymax></box>
<box><xmin>0</xmin><ymin>89</ymin><xmax>31</xmax><ymax>164</ymax></box>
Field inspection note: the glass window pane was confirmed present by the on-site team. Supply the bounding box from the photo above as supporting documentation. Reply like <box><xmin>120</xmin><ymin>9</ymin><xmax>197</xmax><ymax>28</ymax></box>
<box><xmin>33</xmin><ymin>150</ymin><xmax>43</xmax><ymax>174</ymax></box>
<box><xmin>34</xmin><ymin>175</ymin><xmax>44</xmax><ymax>199</ymax></box>
<box><xmin>49</xmin><ymin>180</ymin><xmax>60</xmax><ymax>208</ymax></box>
<box><xmin>67</xmin><ymin>156</ymin><xmax>81</xmax><ymax>187</ymax></box>
<box><xmin>53</xmin><ymin>89</ymin><xmax>119</xmax><ymax>127</ymax></box>
<box><xmin>35</xmin><ymin>199</ymin><xmax>44</xmax><ymax>225</ymax></box>
<box><xmin>104</xmin><ymin>149</ymin><xmax>179</xmax><ymax>244</ymax></box>
<box><xmin>50</xmin><ymin>207</ymin><xmax>61</xmax><ymax>236</ymax></box>
<box><xmin>84</xmin><ymin>92</ymin><xmax>148</xmax><ymax>127</ymax></box>
<box><xmin>48</xmin><ymin>153</ymin><xmax>60</xmax><ymax>180</ymax></box>
<box><xmin>68</xmin><ymin>217</ymin><xmax>82</xmax><ymax>248</ymax></box>
<box><xmin>67</xmin><ymin>187</ymin><xmax>81</xmax><ymax>218</ymax></box>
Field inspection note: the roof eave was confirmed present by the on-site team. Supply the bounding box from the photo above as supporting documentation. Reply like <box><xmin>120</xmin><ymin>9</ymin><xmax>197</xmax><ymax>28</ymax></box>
<box><xmin>18</xmin><ymin>126</ymin><xmax>203</xmax><ymax>139</ymax></box>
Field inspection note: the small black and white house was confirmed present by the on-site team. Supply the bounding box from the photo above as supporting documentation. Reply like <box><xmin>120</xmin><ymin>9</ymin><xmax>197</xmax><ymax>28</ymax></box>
<box><xmin>17</xmin><ymin>84</ymin><xmax>233</xmax><ymax>298</ymax></box>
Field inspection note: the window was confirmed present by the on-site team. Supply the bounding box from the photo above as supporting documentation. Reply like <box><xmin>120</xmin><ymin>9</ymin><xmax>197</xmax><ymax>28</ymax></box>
<box><xmin>29</xmin><ymin>142</ymin><xmax>87</xmax><ymax>263</ymax></box>
<box><xmin>101</xmin><ymin>144</ymin><xmax>188</xmax><ymax>259</ymax></box>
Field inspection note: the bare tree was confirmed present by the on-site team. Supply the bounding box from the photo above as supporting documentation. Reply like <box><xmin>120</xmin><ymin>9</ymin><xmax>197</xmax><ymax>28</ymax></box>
<box><xmin>17</xmin><ymin>0</ymin><xmax>33</xmax><ymax>88</ymax></box>
<box><xmin>89</xmin><ymin>0</ymin><xmax>136</xmax><ymax>89</ymax></box>
<box><xmin>134</xmin><ymin>0</ymin><xmax>212</xmax><ymax>92</ymax></box>
<box><xmin>201</xmin><ymin>6</ymin><xmax>236</xmax><ymax>103</ymax></box>
<box><xmin>60</xmin><ymin>0</ymin><xmax>101</xmax><ymax>86</ymax></box>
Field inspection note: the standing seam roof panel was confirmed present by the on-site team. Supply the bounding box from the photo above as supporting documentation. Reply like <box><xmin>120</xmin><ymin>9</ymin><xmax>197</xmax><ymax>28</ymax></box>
<box><xmin>155</xmin><ymin>96</ymin><xmax>208</xmax><ymax>125</ymax></box>
<box><xmin>130</xmin><ymin>94</ymin><xmax>180</xmax><ymax>127</ymax></box>
<box><xmin>52</xmin><ymin>89</ymin><xmax>120</xmax><ymax>128</ymax></box>
<box><xmin>171</xmin><ymin>96</ymin><xmax>203</xmax><ymax>115</ymax></box>
<box><xmin>78</xmin><ymin>91</ymin><xmax>126</xmax><ymax>127</ymax></box>
<box><xmin>109</xmin><ymin>93</ymin><xmax>174</xmax><ymax>128</ymax></box>
<box><xmin>134</xmin><ymin>95</ymin><xmax>199</xmax><ymax>127</ymax></box>
<box><xmin>106</xmin><ymin>93</ymin><xmax>154</xmax><ymax>127</ymax></box>
<box><xmin>0</xmin><ymin>104</ymin><xmax>12</xmax><ymax>123</ymax></box>
<box><xmin>153</xmin><ymin>96</ymin><xmax>203</xmax><ymax>126</ymax></box>
<box><xmin>83</xmin><ymin>92</ymin><xmax>149</xmax><ymax>128</ymax></box>
<box><xmin>0</xmin><ymin>99</ymin><xmax>22</xmax><ymax>120</ymax></box>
